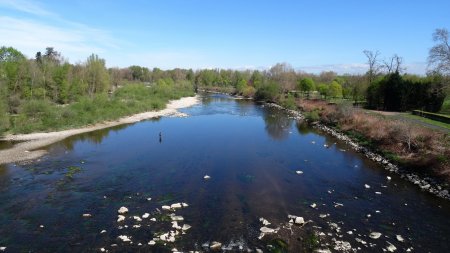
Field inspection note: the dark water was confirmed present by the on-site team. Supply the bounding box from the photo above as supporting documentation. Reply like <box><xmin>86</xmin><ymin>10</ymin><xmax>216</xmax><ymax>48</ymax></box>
<box><xmin>0</xmin><ymin>94</ymin><xmax>449</xmax><ymax>252</ymax></box>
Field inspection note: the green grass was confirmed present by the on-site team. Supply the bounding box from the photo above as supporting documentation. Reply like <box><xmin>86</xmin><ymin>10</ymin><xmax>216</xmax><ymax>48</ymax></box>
<box><xmin>7</xmin><ymin>82</ymin><xmax>195</xmax><ymax>134</ymax></box>
<box><xmin>402</xmin><ymin>113</ymin><xmax>450</xmax><ymax>131</ymax></box>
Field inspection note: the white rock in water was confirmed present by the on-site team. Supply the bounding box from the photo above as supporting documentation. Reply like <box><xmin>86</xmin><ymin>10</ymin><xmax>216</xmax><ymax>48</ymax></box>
<box><xmin>150</xmin><ymin>218</ymin><xmax>156</xmax><ymax>221</ymax></box>
<box><xmin>40</xmin><ymin>225</ymin><xmax>44</xmax><ymax>228</ymax></box>
<box><xmin>118</xmin><ymin>235</ymin><xmax>131</xmax><ymax>242</ymax></box>
<box><xmin>387</xmin><ymin>176</ymin><xmax>392</xmax><ymax>180</ymax></box>
<box><xmin>182</xmin><ymin>224</ymin><xmax>191</xmax><ymax>231</ymax></box>
<box><xmin>133</xmin><ymin>225</ymin><xmax>141</xmax><ymax>228</ymax></box>
<box><xmin>259</xmin><ymin>217</ymin><xmax>271</xmax><ymax>226</ymax></box>
<box><xmin>296</xmin><ymin>170</ymin><xmax>303</xmax><ymax>175</ymax></box>
<box><xmin>117</xmin><ymin>215</ymin><xmax>126</xmax><ymax>222</ymax></box>
<box><xmin>100</xmin><ymin>248</ymin><xmax>105</xmax><ymax>252</ymax></box>
<box><xmin>210</xmin><ymin>241</ymin><xmax>222</xmax><ymax>250</ymax></box>
<box><xmin>260</xmin><ymin>227</ymin><xmax>275</xmax><ymax>233</ymax></box>
<box><xmin>256</xmin><ymin>249</ymin><xmax>263</xmax><ymax>253</ymax></box>
<box><xmin>319</xmin><ymin>214</ymin><xmax>328</xmax><ymax>218</ymax></box>
<box><xmin>162</xmin><ymin>205</ymin><xmax>171</xmax><ymax>210</ymax></box>
<box><xmin>171</xmin><ymin>203</ymin><xmax>182</xmax><ymax>209</ymax></box>
<box><xmin>168</xmin><ymin>236</ymin><xmax>176</xmax><ymax>242</ymax></box>
<box><xmin>364</xmin><ymin>184</ymin><xmax>371</xmax><ymax>189</ymax></box>
<box><xmin>148</xmin><ymin>240</ymin><xmax>156</xmax><ymax>245</ymax></box>
<box><xmin>387</xmin><ymin>243</ymin><xmax>397</xmax><ymax>252</ymax></box>
<box><xmin>118</xmin><ymin>206</ymin><xmax>128</xmax><ymax>214</ymax></box>
<box><xmin>171</xmin><ymin>215</ymin><xmax>184</xmax><ymax>221</ymax></box>
<box><xmin>375</xmin><ymin>192</ymin><xmax>382</xmax><ymax>195</ymax></box>
<box><xmin>160</xmin><ymin>233</ymin><xmax>168</xmax><ymax>241</ymax></box>
<box><xmin>0</xmin><ymin>247</ymin><xmax>6</xmax><ymax>252</ymax></box>
<box><xmin>100</xmin><ymin>230</ymin><xmax>107</xmax><ymax>234</ymax></box>
<box><xmin>142</xmin><ymin>213</ymin><xmax>150</xmax><ymax>219</ymax></box>
<box><xmin>83</xmin><ymin>213</ymin><xmax>92</xmax><ymax>217</ymax></box>
<box><xmin>147</xmin><ymin>198</ymin><xmax>152</xmax><ymax>201</ymax></box>
<box><xmin>204</xmin><ymin>175</ymin><xmax>211</xmax><ymax>180</ymax></box>
<box><xmin>396</xmin><ymin>235</ymin><xmax>404</xmax><ymax>242</ymax></box>
<box><xmin>310</xmin><ymin>203</ymin><xmax>317</xmax><ymax>208</ymax></box>
<box><xmin>315</xmin><ymin>249</ymin><xmax>331</xmax><ymax>253</ymax></box>
<box><xmin>133</xmin><ymin>216</ymin><xmax>142</xmax><ymax>222</ymax></box>
<box><xmin>182</xmin><ymin>202</ymin><xmax>189</xmax><ymax>207</ymax></box>
<box><xmin>369</xmin><ymin>232</ymin><xmax>382</xmax><ymax>239</ymax></box>
<box><xmin>172</xmin><ymin>221</ymin><xmax>182</xmax><ymax>230</ymax></box>
<box><xmin>295</xmin><ymin>217</ymin><xmax>305</xmax><ymax>225</ymax></box>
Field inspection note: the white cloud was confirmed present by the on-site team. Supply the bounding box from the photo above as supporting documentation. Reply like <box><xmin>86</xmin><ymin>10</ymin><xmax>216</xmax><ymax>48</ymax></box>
<box><xmin>0</xmin><ymin>0</ymin><xmax>54</xmax><ymax>17</ymax></box>
<box><xmin>0</xmin><ymin>0</ymin><xmax>120</xmax><ymax>63</ymax></box>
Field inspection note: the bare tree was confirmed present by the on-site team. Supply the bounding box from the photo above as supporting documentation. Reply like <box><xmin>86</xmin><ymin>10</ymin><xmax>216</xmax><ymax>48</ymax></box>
<box><xmin>428</xmin><ymin>28</ymin><xmax>450</xmax><ymax>75</ymax></box>
<box><xmin>383</xmin><ymin>54</ymin><xmax>405</xmax><ymax>74</ymax></box>
<box><xmin>363</xmin><ymin>50</ymin><xmax>381</xmax><ymax>84</ymax></box>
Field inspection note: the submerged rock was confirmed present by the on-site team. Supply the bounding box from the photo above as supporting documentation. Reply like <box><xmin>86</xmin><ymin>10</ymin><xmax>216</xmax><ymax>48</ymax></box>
<box><xmin>204</xmin><ymin>175</ymin><xmax>211</xmax><ymax>180</ymax></box>
<box><xmin>82</xmin><ymin>213</ymin><xmax>92</xmax><ymax>217</ymax></box>
<box><xmin>364</xmin><ymin>184</ymin><xmax>371</xmax><ymax>189</ymax></box>
<box><xmin>162</xmin><ymin>205</ymin><xmax>171</xmax><ymax>210</ymax></box>
<box><xmin>296</xmin><ymin>170</ymin><xmax>303</xmax><ymax>175</ymax></box>
<box><xmin>118</xmin><ymin>206</ymin><xmax>128</xmax><ymax>214</ymax></box>
<box><xmin>182</xmin><ymin>224</ymin><xmax>191</xmax><ymax>231</ymax></box>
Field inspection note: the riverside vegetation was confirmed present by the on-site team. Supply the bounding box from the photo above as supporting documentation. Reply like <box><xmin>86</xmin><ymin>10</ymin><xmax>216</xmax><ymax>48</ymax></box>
<box><xmin>1</xmin><ymin>29</ymin><xmax>449</xmax><ymax>180</ymax></box>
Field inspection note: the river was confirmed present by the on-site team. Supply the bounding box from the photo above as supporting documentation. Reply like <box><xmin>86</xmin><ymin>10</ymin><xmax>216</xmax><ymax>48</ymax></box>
<box><xmin>0</xmin><ymin>94</ymin><xmax>449</xmax><ymax>252</ymax></box>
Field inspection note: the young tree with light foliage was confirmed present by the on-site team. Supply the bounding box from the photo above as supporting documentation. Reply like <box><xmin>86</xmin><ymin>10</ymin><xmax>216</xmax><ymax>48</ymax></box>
<box><xmin>428</xmin><ymin>28</ymin><xmax>450</xmax><ymax>75</ymax></box>
<box><xmin>86</xmin><ymin>54</ymin><xmax>110</xmax><ymax>96</ymax></box>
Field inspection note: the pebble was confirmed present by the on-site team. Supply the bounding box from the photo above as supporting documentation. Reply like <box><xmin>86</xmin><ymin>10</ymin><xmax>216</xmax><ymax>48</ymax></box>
<box><xmin>204</xmin><ymin>175</ymin><xmax>211</xmax><ymax>180</ymax></box>
<box><xmin>310</xmin><ymin>203</ymin><xmax>317</xmax><ymax>208</ymax></box>
<box><xmin>148</xmin><ymin>240</ymin><xmax>156</xmax><ymax>245</ymax></box>
<box><xmin>100</xmin><ymin>230</ymin><xmax>107</xmax><ymax>234</ymax></box>
<box><xmin>142</xmin><ymin>213</ymin><xmax>150</xmax><ymax>219</ymax></box>
<box><xmin>396</xmin><ymin>235</ymin><xmax>404</xmax><ymax>242</ymax></box>
<box><xmin>364</xmin><ymin>184</ymin><xmax>371</xmax><ymax>189</ymax></box>
<box><xmin>369</xmin><ymin>232</ymin><xmax>382</xmax><ymax>239</ymax></box>
<box><xmin>375</xmin><ymin>192</ymin><xmax>382</xmax><ymax>195</ymax></box>
<box><xmin>118</xmin><ymin>207</ymin><xmax>128</xmax><ymax>214</ymax></box>
<box><xmin>387</xmin><ymin>176</ymin><xmax>392</xmax><ymax>180</ymax></box>
<box><xmin>210</xmin><ymin>241</ymin><xmax>222</xmax><ymax>250</ymax></box>
<box><xmin>260</xmin><ymin>227</ymin><xmax>276</xmax><ymax>233</ymax></box>
<box><xmin>295</xmin><ymin>216</ymin><xmax>305</xmax><ymax>225</ymax></box>
<box><xmin>82</xmin><ymin>213</ymin><xmax>92</xmax><ymax>217</ymax></box>
<box><xmin>182</xmin><ymin>224</ymin><xmax>192</xmax><ymax>231</ymax></box>
<box><xmin>147</xmin><ymin>198</ymin><xmax>152</xmax><ymax>201</ymax></box>
<box><xmin>387</xmin><ymin>243</ymin><xmax>397</xmax><ymax>252</ymax></box>
<box><xmin>296</xmin><ymin>170</ymin><xmax>303</xmax><ymax>174</ymax></box>
<box><xmin>117</xmin><ymin>215</ymin><xmax>125</xmax><ymax>222</ymax></box>
<box><xmin>0</xmin><ymin>247</ymin><xmax>6</xmax><ymax>251</ymax></box>
<box><xmin>171</xmin><ymin>203</ymin><xmax>182</xmax><ymax>209</ymax></box>
<box><xmin>118</xmin><ymin>235</ymin><xmax>131</xmax><ymax>242</ymax></box>
<box><xmin>162</xmin><ymin>205</ymin><xmax>171</xmax><ymax>210</ymax></box>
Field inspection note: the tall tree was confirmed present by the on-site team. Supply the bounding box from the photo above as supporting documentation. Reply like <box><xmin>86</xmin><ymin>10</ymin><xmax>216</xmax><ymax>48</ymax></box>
<box><xmin>363</xmin><ymin>50</ymin><xmax>381</xmax><ymax>84</ymax></box>
<box><xmin>428</xmin><ymin>28</ymin><xmax>450</xmax><ymax>75</ymax></box>
<box><xmin>85</xmin><ymin>54</ymin><xmax>110</xmax><ymax>96</ymax></box>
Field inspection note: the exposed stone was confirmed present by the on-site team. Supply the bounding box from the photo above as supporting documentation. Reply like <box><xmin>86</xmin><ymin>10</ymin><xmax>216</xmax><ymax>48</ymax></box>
<box><xmin>396</xmin><ymin>235</ymin><xmax>404</xmax><ymax>242</ymax></box>
<box><xmin>118</xmin><ymin>235</ymin><xmax>131</xmax><ymax>242</ymax></box>
<box><xmin>171</xmin><ymin>203</ymin><xmax>182</xmax><ymax>209</ymax></box>
<box><xmin>118</xmin><ymin>206</ymin><xmax>128</xmax><ymax>214</ymax></box>
<box><xmin>82</xmin><ymin>213</ymin><xmax>92</xmax><ymax>217</ymax></box>
<box><xmin>142</xmin><ymin>213</ymin><xmax>150</xmax><ymax>219</ymax></box>
<box><xmin>210</xmin><ymin>241</ymin><xmax>222</xmax><ymax>250</ymax></box>
<box><xmin>295</xmin><ymin>217</ymin><xmax>305</xmax><ymax>225</ymax></box>
<box><xmin>369</xmin><ymin>232</ymin><xmax>382</xmax><ymax>239</ymax></box>
<box><xmin>204</xmin><ymin>175</ymin><xmax>211</xmax><ymax>180</ymax></box>
<box><xmin>117</xmin><ymin>215</ymin><xmax>126</xmax><ymax>222</ymax></box>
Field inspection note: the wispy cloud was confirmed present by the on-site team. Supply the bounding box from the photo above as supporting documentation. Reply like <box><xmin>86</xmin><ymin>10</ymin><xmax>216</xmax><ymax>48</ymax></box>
<box><xmin>0</xmin><ymin>0</ymin><xmax>120</xmax><ymax>63</ymax></box>
<box><xmin>0</xmin><ymin>0</ymin><xmax>54</xmax><ymax>17</ymax></box>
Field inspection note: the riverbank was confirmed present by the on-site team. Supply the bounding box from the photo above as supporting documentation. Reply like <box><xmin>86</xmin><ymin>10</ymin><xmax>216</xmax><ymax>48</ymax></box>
<box><xmin>264</xmin><ymin>99</ymin><xmax>450</xmax><ymax>200</ymax></box>
<box><xmin>0</xmin><ymin>95</ymin><xmax>199</xmax><ymax>165</ymax></box>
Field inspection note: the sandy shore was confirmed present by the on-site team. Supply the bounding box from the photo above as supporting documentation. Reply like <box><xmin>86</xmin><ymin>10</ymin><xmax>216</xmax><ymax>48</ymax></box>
<box><xmin>0</xmin><ymin>95</ymin><xmax>200</xmax><ymax>165</ymax></box>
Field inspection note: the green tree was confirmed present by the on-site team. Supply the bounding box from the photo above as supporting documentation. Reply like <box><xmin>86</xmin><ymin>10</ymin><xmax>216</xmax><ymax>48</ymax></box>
<box><xmin>297</xmin><ymin>77</ymin><xmax>315</xmax><ymax>98</ymax></box>
<box><xmin>317</xmin><ymin>83</ymin><xmax>329</xmax><ymax>99</ymax></box>
<box><xmin>86</xmin><ymin>54</ymin><xmax>110</xmax><ymax>96</ymax></box>
<box><xmin>329</xmin><ymin>81</ymin><xmax>343</xmax><ymax>98</ymax></box>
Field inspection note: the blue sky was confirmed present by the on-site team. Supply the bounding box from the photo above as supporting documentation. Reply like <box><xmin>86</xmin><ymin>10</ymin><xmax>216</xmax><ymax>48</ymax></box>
<box><xmin>0</xmin><ymin>0</ymin><xmax>449</xmax><ymax>74</ymax></box>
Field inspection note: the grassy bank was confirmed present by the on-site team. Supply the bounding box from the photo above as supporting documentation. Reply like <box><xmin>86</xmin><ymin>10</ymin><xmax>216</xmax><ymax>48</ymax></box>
<box><xmin>299</xmin><ymin>99</ymin><xmax>450</xmax><ymax>180</ymax></box>
<box><xmin>4</xmin><ymin>82</ymin><xmax>194</xmax><ymax>135</ymax></box>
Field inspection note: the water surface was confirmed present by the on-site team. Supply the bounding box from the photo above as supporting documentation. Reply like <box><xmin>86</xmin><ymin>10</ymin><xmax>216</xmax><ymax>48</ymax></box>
<box><xmin>0</xmin><ymin>94</ymin><xmax>449</xmax><ymax>252</ymax></box>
